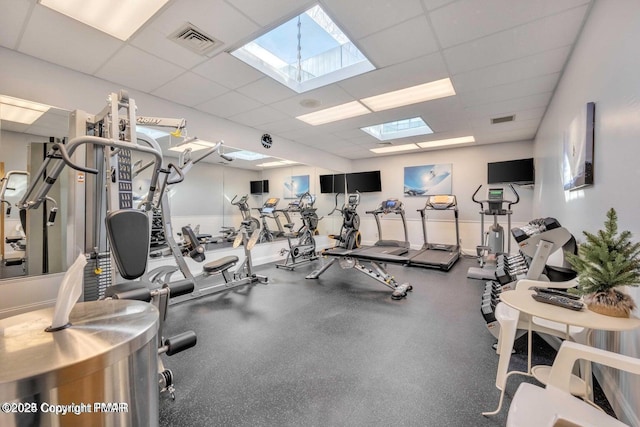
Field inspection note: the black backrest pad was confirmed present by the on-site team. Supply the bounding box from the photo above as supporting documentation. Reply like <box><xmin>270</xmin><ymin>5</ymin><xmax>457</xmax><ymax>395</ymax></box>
<box><xmin>105</xmin><ymin>210</ymin><xmax>150</xmax><ymax>280</ymax></box>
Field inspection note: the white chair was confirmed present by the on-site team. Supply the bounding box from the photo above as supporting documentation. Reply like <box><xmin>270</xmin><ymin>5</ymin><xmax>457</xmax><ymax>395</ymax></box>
<box><xmin>484</xmin><ymin>279</ymin><xmax>587</xmax><ymax>416</ymax></box>
<box><xmin>507</xmin><ymin>340</ymin><xmax>639</xmax><ymax>427</ymax></box>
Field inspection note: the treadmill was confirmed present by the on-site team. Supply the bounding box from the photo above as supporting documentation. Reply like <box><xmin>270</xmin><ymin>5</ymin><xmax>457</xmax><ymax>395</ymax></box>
<box><xmin>409</xmin><ymin>195</ymin><xmax>460</xmax><ymax>271</ymax></box>
<box><xmin>356</xmin><ymin>198</ymin><xmax>410</xmax><ymax>257</ymax></box>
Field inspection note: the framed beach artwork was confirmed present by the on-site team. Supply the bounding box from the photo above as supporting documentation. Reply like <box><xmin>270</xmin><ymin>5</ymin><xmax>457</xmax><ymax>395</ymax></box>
<box><xmin>563</xmin><ymin>102</ymin><xmax>595</xmax><ymax>191</ymax></box>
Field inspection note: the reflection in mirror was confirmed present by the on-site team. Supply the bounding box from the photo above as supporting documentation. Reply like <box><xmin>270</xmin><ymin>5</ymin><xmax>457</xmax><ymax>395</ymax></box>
<box><xmin>0</xmin><ymin>96</ymin><xmax>69</xmax><ymax>280</ymax></box>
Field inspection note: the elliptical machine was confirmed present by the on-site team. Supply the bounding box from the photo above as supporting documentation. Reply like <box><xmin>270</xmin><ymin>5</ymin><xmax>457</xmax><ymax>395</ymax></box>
<box><xmin>467</xmin><ymin>184</ymin><xmax>519</xmax><ymax>280</ymax></box>
<box><xmin>220</xmin><ymin>194</ymin><xmax>260</xmax><ymax>242</ymax></box>
<box><xmin>276</xmin><ymin>192</ymin><xmax>320</xmax><ymax>270</ymax></box>
<box><xmin>328</xmin><ymin>193</ymin><xmax>362</xmax><ymax>250</ymax></box>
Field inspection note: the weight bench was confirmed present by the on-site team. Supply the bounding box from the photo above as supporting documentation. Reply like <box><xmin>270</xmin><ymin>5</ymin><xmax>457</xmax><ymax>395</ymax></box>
<box><xmin>105</xmin><ymin>209</ymin><xmax>197</xmax><ymax>399</ymax></box>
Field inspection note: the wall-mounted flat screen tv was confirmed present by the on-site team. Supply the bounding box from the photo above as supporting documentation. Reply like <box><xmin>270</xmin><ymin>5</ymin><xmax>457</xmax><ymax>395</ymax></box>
<box><xmin>319</xmin><ymin>173</ymin><xmax>346</xmax><ymax>194</ymax></box>
<box><xmin>346</xmin><ymin>171</ymin><xmax>382</xmax><ymax>193</ymax></box>
<box><xmin>488</xmin><ymin>158</ymin><xmax>534</xmax><ymax>184</ymax></box>
<box><xmin>250</xmin><ymin>180</ymin><xmax>269</xmax><ymax>194</ymax></box>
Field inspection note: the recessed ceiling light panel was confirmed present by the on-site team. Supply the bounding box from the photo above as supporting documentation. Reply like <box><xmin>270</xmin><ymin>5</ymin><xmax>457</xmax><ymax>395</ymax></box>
<box><xmin>360</xmin><ymin>78</ymin><xmax>456</xmax><ymax>112</ymax></box>
<box><xmin>39</xmin><ymin>0</ymin><xmax>170</xmax><ymax>41</ymax></box>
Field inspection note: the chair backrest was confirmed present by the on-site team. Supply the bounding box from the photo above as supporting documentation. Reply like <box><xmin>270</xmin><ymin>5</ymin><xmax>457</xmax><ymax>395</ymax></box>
<box><xmin>105</xmin><ymin>209</ymin><xmax>150</xmax><ymax>280</ymax></box>
<box><xmin>548</xmin><ymin>341</ymin><xmax>640</xmax><ymax>393</ymax></box>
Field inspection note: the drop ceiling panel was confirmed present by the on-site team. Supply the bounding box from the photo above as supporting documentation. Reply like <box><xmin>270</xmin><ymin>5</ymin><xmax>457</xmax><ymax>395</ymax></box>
<box><xmin>130</xmin><ymin>25</ymin><xmax>211</xmax><ymax>70</ymax></box>
<box><xmin>19</xmin><ymin>5</ymin><xmax>123</xmax><ymax>75</ymax></box>
<box><xmin>228</xmin><ymin>106</ymin><xmax>289</xmax><ymax>127</ymax></box>
<box><xmin>152</xmin><ymin>72</ymin><xmax>229</xmax><ymax>107</ymax></box>
<box><xmin>195</xmin><ymin>91</ymin><xmax>262</xmax><ymax>118</ymax></box>
<box><xmin>451</xmin><ymin>46</ymin><xmax>571</xmax><ymax>93</ymax></box>
<box><xmin>430</xmin><ymin>0</ymin><xmax>591</xmax><ymax>48</ymax></box>
<box><xmin>464</xmin><ymin>92</ymin><xmax>552</xmax><ymax>119</ymax></box>
<box><xmin>236</xmin><ymin>78</ymin><xmax>296</xmax><ymax>105</ymax></box>
<box><xmin>134</xmin><ymin>0</ymin><xmax>259</xmax><ymax>63</ymax></box>
<box><xmin>270</xmin><ymin>85</ymin><xmax>356</xmax><ymax>117</ymax></box>
<box><xmin>458</xmin><ymin>73</ymin><xmax>559</xmax><ymax>106</ymax></box>
<box><xmin>358</xmin><ymin>16</ymin><xmax>439</xmax><ymax>68</ymax></box>
<box><xmin>443</xmin><ymin>5</ymin><xmax>589</xmax><ymax>75</ymax></box>
<box><xmin>322</xmin><ymin>0</ymin><xmax>425</xmax><ymax>39</ymax></box>
<box><xmin>226</xmin><ymin>0</ymin><xmax>313</xmax><ymax>27</ymax></box>
<box><xmin>338</xmin><ymin>52</ymin><xmax>450</xmax><ymax>100</ymax></box>
<box><xmin>94</xmin><ymin>45</ymin><xmax>185</xmax><ymax>93</ymax></box>
<box><xmin>192</xmin><ymin>53</ymin><xmax>264</xmax><ymax>89</ymax></box>
<box><xmin>263</xmin><ymin>118</ymin><xmax>308</xmax><ymax>134</ymax></box>
<box><xmin>475</xmin><ymin>126</ymin><xmax>539</xmax><ymax>144</ymax></box>
<box><xmin>0</xmin><ymin>1</ymin><xmax>31</xmax><ymax>49</ymax></box>
<box><xmin>422</xmin><ymin>0</ymin><xmax>457</xmax><ymax>12</ymax></box>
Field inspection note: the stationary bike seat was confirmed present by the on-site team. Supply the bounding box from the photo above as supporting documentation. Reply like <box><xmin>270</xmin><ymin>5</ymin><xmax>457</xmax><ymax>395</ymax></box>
<box><xmin>203</xmin><ymin>255</ymin><xmax>239</xmax><ymax>273</ymax></box>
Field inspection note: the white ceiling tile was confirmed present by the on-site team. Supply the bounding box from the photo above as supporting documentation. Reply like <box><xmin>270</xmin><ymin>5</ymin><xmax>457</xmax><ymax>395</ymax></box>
<box><xmin>132</xmin><ymin>0</ymin><xmax>259</xmax><ymax>64</ymax></box>
<box><xmin>358</xmin><ymin>16</ymin><xmax>439</xmax><ymax>68</ymax></box>
<box><xmin>228</xmin><ymin>106</ymin><xmax>289</xmax><ymax>127</ymax></box>
<box><xmin>323</xmin><ymin>0</ymin><xmax>425</xmax><ymax>39</ymax></box>
<box><xmin>94</xmin><ymin>45</ymin><xmax>186</xmax><ymax>92</ymax></box>
<box><xmin>236</xmin><ymin>78</ymin><xmax>296</xmax><ymax>104</ymax></box>
<box><xmin>451</xmin><ymin>46</ymin><xmax>571</xmax><ymax>92</ymax></box>
<box><xmin>422</xmin><ymin>0</ymin><xmax>458</xmax><ymax>11</ymax></box>
<box><xmin>443</xmin><ymin>5</ymin><xmax>589</xmax><ymax>74</ymax></box>
<box><xmin>338</xmin><ymin>51</ymin><xmax>449</xmax><ymax>99</ymax></box>
<box><xmin>0</xmin><ymin>1</ymin><xmax>31</xmax><ymax>49</ymax></box>
<box><xmin>263</xmin><ymin>118</ymin><xmax>308</xmax><ymax>134</ymax></box>
<box><xmin>430</xmin><ymin>0</ymin><xmax>592</xmax><ymax>48</ymax></box>
<box><xmin>18</xmin><ymin>5</ymin><xmax>123</xmax><ymax>75</ymax></box>
<box><xmin>464</xmin><ymin>93</ymin><xmax>551</xmax><ymax>119</ymax></box>
<box><xmin>226</xmin><ymin>0</ymin><xmax>312</xmax><ymax>27</ymax></box>
<box><xmin>130</xmin><ymin>25</ymin><xmax>211</xmax><ymax>70</ymax></box>
<box><xmin>195</xmin><ymin>91</ymin><xmax>262</xmax><ymax>118</ymax></box>
<box><xmin>192</xmin><ymin>53</ymin><xmax>264</xmax><ymax>89</ymax></box>
<box><xmin>474</xmin><ymin>126</ymin><xmax>538</xmax><ymax>144</ymax></box>
<box><xmin>458</xmin><ymin>73</ymin><xmax>559</xmax><ymax>106</ymax></box>
<box><xmin>152</xmin><ymin>72</ymin><xmax>229</xmax><ymax>107</ymax></box>
<box><xmin>471</xmin><ymin>113</ymin><xmax>544</xmax><ymax>131</ymax></box>
<box><xmin>270</xmin><ymin>85</ymin><xmax>356</xmax><ymax>117</ymax></box>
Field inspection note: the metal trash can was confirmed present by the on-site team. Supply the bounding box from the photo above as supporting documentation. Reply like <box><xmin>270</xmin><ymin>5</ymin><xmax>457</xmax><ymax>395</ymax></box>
<box><xmin>0</xmin><ymin>299</ymin><xmax>159</xmax><ymax>426</ymax></box>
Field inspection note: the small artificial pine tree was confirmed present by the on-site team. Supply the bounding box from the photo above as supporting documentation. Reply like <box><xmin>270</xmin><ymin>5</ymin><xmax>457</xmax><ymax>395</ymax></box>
<box><xmin>565</xmin><ymin>208</ymin><xmax>640</xmax><ymax>315</ymax></box>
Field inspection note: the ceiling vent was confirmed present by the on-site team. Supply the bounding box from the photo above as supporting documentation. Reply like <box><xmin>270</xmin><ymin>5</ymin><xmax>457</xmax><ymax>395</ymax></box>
<box><xmin>491</xmin><ymin>115</ymin><xmax>515</xmax><ymax>124</ymax></box>
<box><xmin>170</xmin><ymin>23</ymin><xmax>221</xmax><ymax>56</ymax></box>
<box><xmin>376</xmin><ymin>141</ymin><xmax>393</xmax><ymax>146</ymax></box>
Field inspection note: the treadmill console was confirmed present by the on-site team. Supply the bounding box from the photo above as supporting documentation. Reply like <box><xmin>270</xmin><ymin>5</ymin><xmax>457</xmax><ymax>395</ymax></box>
<box><xmin>347</xmin><ymin>193</ymin><xmax>360</xmax><ymax>207</ymax></box>
<box><xmin>381</xmin><ymin>199</ymin><xmax>403</xmax><ymax>213</ymax></box>
<box><xmin>426</xmin><ymin>195</ymin><xmax>457</xmax><ymax>210</ymax></box>
<box><xmin>261</xmin><ymin>197</ymin><xmax>279</xmax><ymax>214</ymax></box>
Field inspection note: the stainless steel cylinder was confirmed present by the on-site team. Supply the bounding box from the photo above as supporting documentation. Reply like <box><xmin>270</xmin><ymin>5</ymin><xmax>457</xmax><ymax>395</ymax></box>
<box><xmin>0</xmin><ymin>300</ymin><xmax>159</xmax><ymax>426</ymax></box>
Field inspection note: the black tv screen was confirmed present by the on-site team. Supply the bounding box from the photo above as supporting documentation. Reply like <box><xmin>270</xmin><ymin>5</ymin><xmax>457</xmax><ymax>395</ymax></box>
<box><xmin>488</xmin><ymin>158</ymin><xmax>534</xmax><ymax>184</ymax></box>
<box><xmin>319</xmin><ymin>173</ymin><xmax>346</xmax><ymax>193</ymax></box>
<box><xmin>250</xmin><ymin>180</ymin><xmax>269</xmax><ymax>194</ymax></box>
<box><xmin>346</xmin><ymin>171</ymin><xmax>381</xmax><ymax>193</ymax></box>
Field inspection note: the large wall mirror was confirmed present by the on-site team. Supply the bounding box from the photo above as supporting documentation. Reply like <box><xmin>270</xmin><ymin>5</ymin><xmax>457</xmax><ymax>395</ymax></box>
<box><xmin>0</xmin><ymin>96</ymin><xmax>69</xmax><ymax>280</ymax></box>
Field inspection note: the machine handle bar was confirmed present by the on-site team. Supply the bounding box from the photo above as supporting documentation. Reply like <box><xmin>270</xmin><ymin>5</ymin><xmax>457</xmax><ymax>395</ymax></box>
<box><xmin>165</xmin><ymin>163</ymin><xmax>185</xmax><ymax>185</ymax></box>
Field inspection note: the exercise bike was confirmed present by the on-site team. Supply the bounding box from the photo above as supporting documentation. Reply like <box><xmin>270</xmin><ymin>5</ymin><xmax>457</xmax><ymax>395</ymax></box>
<box><xmin>276</xmin><ymin>192</ymin><xmax>319</xmax><ymax>270</ymax></box>
<box><xmin>328</xmin><ymin>193</ymin><xmax>362</xmax><ymax>250</ymax></box>
<box><xmin>219</xmin><ymin>194</ymin><xmax>260</xmax><ymax>242</ymax></box>
<box><xmin>467</xmin><ymin>184</ymin><xmax>520</xmax><ymax>280</ymax></box>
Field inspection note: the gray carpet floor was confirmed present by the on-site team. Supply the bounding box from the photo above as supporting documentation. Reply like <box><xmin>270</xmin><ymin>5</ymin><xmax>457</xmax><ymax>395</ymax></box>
<box><xmin>157</xmin><ymin>256</ymin><xmax>608</xmax><ymax>426</ymax></box>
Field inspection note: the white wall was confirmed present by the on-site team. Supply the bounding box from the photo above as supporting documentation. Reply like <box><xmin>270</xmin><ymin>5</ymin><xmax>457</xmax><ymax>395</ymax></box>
<box><xmin>351</xmin><ymin>141</ymin><xmax>535</xmax><ymax>252</ymax></box>
<box><xmin>533</xmin><ymin>1</ymin><xmax>640</xmax><ymax>424</ymax></box>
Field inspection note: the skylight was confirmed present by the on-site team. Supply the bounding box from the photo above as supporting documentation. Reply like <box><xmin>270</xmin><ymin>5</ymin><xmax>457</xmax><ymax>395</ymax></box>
<box><xmin>231</xmin><ymin>5</ymin><xmax>375</xmax><ymax>93</ymax></box>
<box><xmin>361</xmin><ymin>117</ymin><xmax>433</xmax><ymax>141</ymax></box>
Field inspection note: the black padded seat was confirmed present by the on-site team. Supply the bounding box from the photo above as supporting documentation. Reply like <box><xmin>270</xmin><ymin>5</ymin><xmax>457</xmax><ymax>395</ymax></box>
<box><xmin>203</xmin><ymin>255</ymin><xmax>238</xmax><ymax>273</ymax></box>
<box><xmin>5</xmin><ymin>236</ymin><xmax>23</xmax><ymax>244</ymax></box>
<box><xmin>283</xmin><ymin>223</ymin><xmax>295</xmax><ymax>229</ymax></box>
